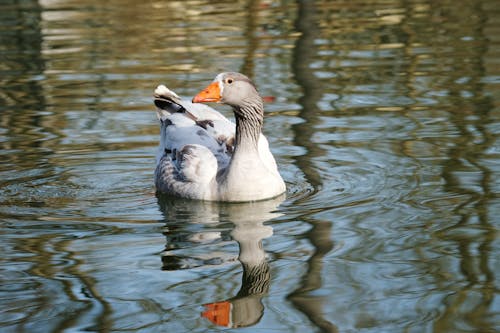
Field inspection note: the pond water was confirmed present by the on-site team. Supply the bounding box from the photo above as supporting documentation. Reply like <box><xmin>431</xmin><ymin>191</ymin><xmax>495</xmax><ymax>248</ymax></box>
<box><xmin>1</xmin><ymin>0</ymin><xmax>499</xmax><ymax>332</ymax></box>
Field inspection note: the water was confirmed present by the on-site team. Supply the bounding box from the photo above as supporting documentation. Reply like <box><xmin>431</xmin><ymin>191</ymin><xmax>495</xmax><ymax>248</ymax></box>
<box><xmin>1</xmin><ymin>0</ymin><xmax>499</xmax><ymax>332</ymax></box>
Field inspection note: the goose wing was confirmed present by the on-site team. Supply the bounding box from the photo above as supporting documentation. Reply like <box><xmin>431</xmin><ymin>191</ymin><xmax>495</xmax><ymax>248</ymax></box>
<box><xmin>153</xmin><ymin>83</ymin><xmax>281</xmax><ymax>201</ymax></box>
<box><xmin>154</xmin><ymin>85</ymin><xmax>236</xmax><ymax>170</ymax></box>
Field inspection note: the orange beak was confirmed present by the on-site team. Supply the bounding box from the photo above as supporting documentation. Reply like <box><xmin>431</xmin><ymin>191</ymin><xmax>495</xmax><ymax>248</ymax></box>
<box><xmin>192</xmin><ymin>82</ymin><xmax>221</xmax><ymax>103</ymax></box>
<box><xmin>201</xmin><ymin>301</ymin><xmax>231</xmax><ymax>327</ymax></box>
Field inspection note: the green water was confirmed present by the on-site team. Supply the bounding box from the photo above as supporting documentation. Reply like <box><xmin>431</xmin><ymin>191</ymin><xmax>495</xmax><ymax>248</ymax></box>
<box><xmin>1</xmin><ymin>0</ymin><xmax>499</xmax><ymax>332</ymax></box>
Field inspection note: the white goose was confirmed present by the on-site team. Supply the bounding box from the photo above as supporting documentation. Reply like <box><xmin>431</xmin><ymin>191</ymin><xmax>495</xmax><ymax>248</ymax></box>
<box><xmin>154</xmin><ymin>72</ymin><xmax>286</xmax><ymax>202</ymax></box>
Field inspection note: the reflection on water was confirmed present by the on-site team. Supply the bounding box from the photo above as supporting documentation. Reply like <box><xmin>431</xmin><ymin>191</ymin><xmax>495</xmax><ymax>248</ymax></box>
<box><xmin>1</xmin><ymin>0</ymin><xmax>499</xmax><ymax>332</ymax></box>
<box><xmin>158</xmin><ymin>196</ymin><xmax>282</xmax><ymax>328</ymax></box>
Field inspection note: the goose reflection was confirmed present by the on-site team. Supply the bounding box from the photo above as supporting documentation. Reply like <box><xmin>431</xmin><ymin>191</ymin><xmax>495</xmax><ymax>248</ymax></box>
<box><xmin>157</xmin><ymin>194</ymin><xmax>284</xmax><ymax>328</ymax></box>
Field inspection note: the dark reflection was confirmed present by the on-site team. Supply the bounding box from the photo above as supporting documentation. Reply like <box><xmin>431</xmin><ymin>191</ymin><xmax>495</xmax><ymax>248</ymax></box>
<box><xmin>0</xmin><ymin>0</ymin><xmax>46</xmax><ymax>148</ymax></box>
<box><xmin>0</xmin><ymin>0</ymin><xmax>45</xmax><ymax>113</ymax></box>
<box><xmin>424</xmin><ymin>2</ymin><xmax>497</xmax><ymax>331</ymax></box>
<box><xmin>241</xmin><ymin>0</ymin><xmax>259</xmax><ymax>77</ymax></box>
<box><xmin>0</xmin><ymin>0</ymin><xmax>72</xmax><ymax>219</ymax></box>
<box><xmin>288</xmin><ymin>1</ymin><xmax>337</xmax><ymax>332</ymax></box>
<box><xmin>290</xmin><ymin>0</ymin><xmax>325</xmax><ymax>191</ymax></box>
<box><xmin>157</xmin><ymin>194</ymin><xmax>284</xmax><ymax>328</ymax></box>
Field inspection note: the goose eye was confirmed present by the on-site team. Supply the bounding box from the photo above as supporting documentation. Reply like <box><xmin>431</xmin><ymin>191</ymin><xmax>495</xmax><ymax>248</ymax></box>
<box><xmin>225</xmin><ymin>78</ymin><xmax>234</xmax><ymax>84</ymax></box>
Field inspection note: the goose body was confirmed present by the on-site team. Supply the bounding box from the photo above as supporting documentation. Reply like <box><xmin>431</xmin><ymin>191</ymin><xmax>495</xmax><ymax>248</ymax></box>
<box><xmin>154</xmin><ymin>72</ymin><xmax>286</xmax><ymax>202</ymax></box>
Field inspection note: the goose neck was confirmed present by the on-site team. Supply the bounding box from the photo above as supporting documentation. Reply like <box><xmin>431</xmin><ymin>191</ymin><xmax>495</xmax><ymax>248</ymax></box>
<box><xmin>233</xmin><ymin>102</ymin><xmax>263</xmax><ymax>151</ymax></box>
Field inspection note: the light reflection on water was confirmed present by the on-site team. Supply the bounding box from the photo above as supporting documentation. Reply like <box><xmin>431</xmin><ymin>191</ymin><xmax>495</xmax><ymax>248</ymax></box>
<box><xmin>1</xmin><ymin>0</ymin><xmax>499</xmax><ymax>332</ymax></box>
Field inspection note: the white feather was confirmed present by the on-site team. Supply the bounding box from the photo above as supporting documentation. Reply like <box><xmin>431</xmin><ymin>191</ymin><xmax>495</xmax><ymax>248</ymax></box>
<box><xmin>154</xmin><ymin>77</ymin><xmax>285</xmax><ymax>202</ymax></box>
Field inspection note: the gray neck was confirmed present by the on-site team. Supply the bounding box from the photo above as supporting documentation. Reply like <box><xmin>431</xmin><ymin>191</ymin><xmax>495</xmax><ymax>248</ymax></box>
<box><xmin>233</xmin><ymin>99</ymin><xmax>264</xmax><ymax>152</ymax></box>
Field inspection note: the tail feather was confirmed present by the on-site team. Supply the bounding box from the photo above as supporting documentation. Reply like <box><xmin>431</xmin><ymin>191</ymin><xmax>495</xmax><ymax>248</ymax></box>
<box><xmin>154</xmin><ymin>85</ymin><xmax>185</xmax><ymax>115</ymax></box>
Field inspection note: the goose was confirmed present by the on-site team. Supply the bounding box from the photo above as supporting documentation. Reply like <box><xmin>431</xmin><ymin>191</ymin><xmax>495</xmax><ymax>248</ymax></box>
<box><xmin>154</xmin><ymin>72</ymin><xmax>286</xmax><ymax>202</ymax></box>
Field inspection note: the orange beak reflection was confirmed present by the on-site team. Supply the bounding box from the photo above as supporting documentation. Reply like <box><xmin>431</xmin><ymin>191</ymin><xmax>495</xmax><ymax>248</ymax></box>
<box><xmin>201</xmin><ymin>301</ymin><xmax>231</xmax><ymax>327</ymax></box>
<box><xmin>192</xmin><ymin>82</ymin><xmax>221</xmax><ymax>103</ymax></box>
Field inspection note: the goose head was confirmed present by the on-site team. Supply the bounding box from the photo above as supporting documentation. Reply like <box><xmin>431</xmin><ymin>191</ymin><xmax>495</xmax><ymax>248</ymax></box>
<box><xmin>192</xmin><ymin>72</ymin><xmax>263</xmax><ymax>116</ymax></box>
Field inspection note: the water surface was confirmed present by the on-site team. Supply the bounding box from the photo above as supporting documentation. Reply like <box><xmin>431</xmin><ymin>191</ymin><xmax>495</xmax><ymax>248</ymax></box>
<box><xmin>1</xmin><ymin>0</ymin><xmax>499</xmax><ymax>332</ymax></box>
